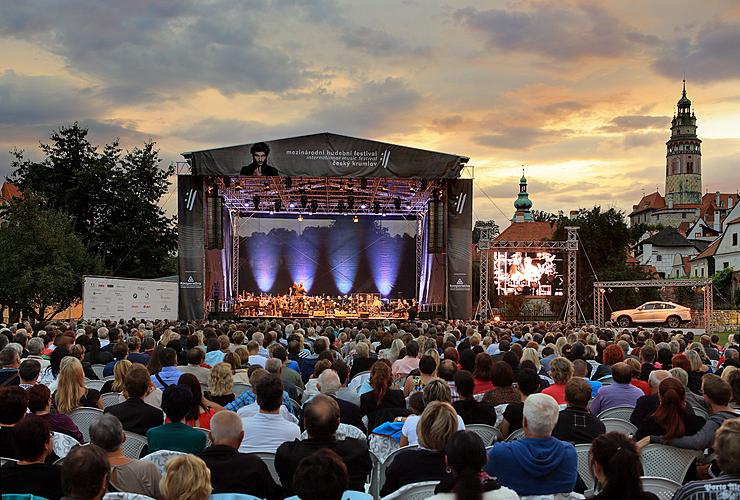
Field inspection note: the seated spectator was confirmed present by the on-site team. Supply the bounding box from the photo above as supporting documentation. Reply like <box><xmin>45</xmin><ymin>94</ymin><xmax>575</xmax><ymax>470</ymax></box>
<box><xmin>224</xmin><ymin>351</ymin><xmax>250</xmax><ymax>385</ymax></box>
<box><xmin>453</xmin><ymin>370</ymin><xmax>497</xmax><ymax>426</ymax></box>
<box><xmin>126</xmin><ymin>336</ymin><xmax>150</xmax><ymax>366</ymax></box>
<box><xmin>552</xmin><ymin>377</ymin><xmax>606</xmax><ymax>444</ymax></box>
<box><xmin>207</xmin><ymin>361</ymin><xmax>237</xmax><ymax>406</ymax></box>
<box><xmin>150</xmin><ymin>347</ymin><xmax>182</xmax><ymax>390</ymax></box>
<box><xmin>224</xmin><ymin>367</ymin><xmax>294</xmax><ymax>414</ymax></box>
<box><xmin>0</xmin><ymin>345</ymin><xmax>21</xmax><ymax>385</ymax></box>
<box><xmin>18</xmin><ymin>358</ymin><xmax>41</xmax><ymax>389</ymax></box>
<box><xmin>89</xmin><ymin>414</ymin><xmax>160</xmax><ymax>497</ymax></box>
<box><xmin>403</xmin><ymin>354</ymin><xmax>438</xmax><ymax>396</ymax></box>
<box><xmin>160</xmin><ymin>454</ymin><xmax>212</xmax><ymax>500</ymax></box>
<box><xmin>70</xmin><ymin>343</ymin><xmax>100</xmax><ymax>380</ymax></box>
<box><xmin>176</xmin><ymin>373</ymin><xmax>218</xmax><ymax>429</ymax></box>
<box><xmin>303</xmin><ymin>358</ymin><xmax>333</xmax><ymax>401</ymax></box>
<box><xmin>592</xmin><ymin>344</ymin><xmax>623</xmax><ymax>380</ymax></box>
<box><xmin>276</xmin><ymin>394</ymin><xmax>372</xmax><ymax>496</ymax></box>
<box><xmin>239</xmin><ymin>374</ymin><xmax>300</xmax><ymax>452</ymax></box>
<box><xmin>672</xmin><ymin>418</ymin><xmax>740</xmax><ymax>500</ymax></box>
<box><xmin>588</xmin><ymin>362</ymin><xmax>643</xmax><ymax>415</ymax></box>
<box><xmin>401</xmin><ymin>379</ymin><xmax>465</xmax><ymax>446</ymax></box>
<box><xmin>333</xmin><ymin>359</ymin><xmax>361</xmax><ymax>407</ymax></box>
<box><xmin>625</xmin><ymin>358</ymin><xmax>651</xmax><ymax>395</ymax></box>
<box><xmin>638</xmin><ymin>345</ymin><xmax>657</xmax><ymax>381</ymax></box>
<box><xmin>429</xmin><ymin>430</ymin><xmax>518</xmax><ymax>500</ymax></box>
<box><xmin>26</xmin><ymin>336</ymin><xmax>51</xmax><ymax>373</ymax></box>
<box><xmin>686</xmin><ymin>349</ymin><xmax>710</xmax><ymax>394</ymax></box>
<box><xmin>473</xmin><ymin>353</ymin><xmax>495</xmax><ymax>395</ymax></box>
<box><xmin>633</xmin><ymin>377</ymin><xmax>705</xmax><ymax>442</ymax></box>
<box><xmin>630</xmin><ymin>369</ymin><xmax>673</xmax><ymax>426</ymax></box>
<box><xmin>381</xmin><ymin>401</ymin><xmax>460</xmax><ymax>496</ymax></box>
<box><xmin>360</xmin><ymin>360</ymin><xmax>406</xmax><ymax>416</ymax></box>
<box><xmin>199</xmin><ymin>410</ymin><xmax>280</xmax><ymax>498</ymax></box>
<box><xmin>589</xmin><ymin>432</ymin><xmax>659</xmax><ymax>500</ymax></box>
<box><xmin>542</xmin><ymin>356</ymin><xmax>575</xmax><ymax>405</ymax></box>
<box><xmin>27</xmin><ymin>383</ymin><xmax>84</xmax><ymax>442</ymax></box>
<box><xmin>293</xmin><ymin>448</ymin><xmax>349</xmax><ymax>500</ymax></box>
<box><xmin>637</xmin><ymin>374</ymin><xmax>736</xmax><ymax>450</ymax></box>
<box><xmin>500</xmin><ymin>368</ymin><xmax>541</xmax><ymax>438</ymax></box>
<box><xmin>485</xmin><ymin>393</ymin><xmax>577</xmax><ymax>496</ymax></box>
<box><xmin>670</xmin><ymin>366</ymin><xmax>709</xmax><ymax>410</ymax></box>
<box><xmin>105</xmin><ymin>364</ymin><xmax>164</xmax><ymax>436</ymax></box>
<box><xmin>247</xmin><ymin>339</ymin><xmax>268</xmax><ymax>368</ymax></box>
<box><xmin>272</xmin><ymin>344</ymin><xmax>305</xmax><ymax>395</ymax></box>
<box><xmin>61</xmin><ymin>444</ymin><xmax>110</xmax><ymax>500</ymax></box>
<box><xmin>103</xmin><ymin>342</ymin><xmax>128</xmax><ymax>377</ymax></box>
<box><xmin>391</xmin><ymin>339</ymin><xmax>420</xmax><ymax>376</ymax></box>
<box><xmin>0</xmin><ymin>415</ymin><xmax>63</xmax><ymax>500</ymax></box>
<box><xmin>349</xmin><ymin>341</ymin><xmax>377</xmax><ymax>379</ymax></box>
<box><xmin>53</xmin><ymin>356</ymin><xmax>102</xmax><ymax>412</ymax></box>
<box><xmin>147</xmin><ymin>384</ymin><xmax>207</xmax><ymax>453</ymax></box>
<box><xmin>573</xmin><ymin>359</ymin><xmax>601</xmax><ymax>398</ymax></box>
<box><xmin>315</xmin><ymin>368</ymin><xmax>366</xmax><ymax>433</ymax></box>
<box><xmin>438</xmin><ymin>358</ymin><xmax>459</xmax><ymax>402</ymax></box>
<box><xmin>483</xmin><ymin>361</ymin><xmax>520</xmax><ymax>406</ymax></box>
<box><xmin>179</xmin><ymin>347</ymin><xmax>211</xmax><ymax>389</ymax></box>
<box><xmin>100</xmin><ymin>358</ymin><xmax>131</xmax><ymax>394</ymax></box>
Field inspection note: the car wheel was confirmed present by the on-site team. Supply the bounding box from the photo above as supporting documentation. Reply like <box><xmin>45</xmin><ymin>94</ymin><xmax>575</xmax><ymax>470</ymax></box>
<box><xmin>666</xmin><ymin>316</ymin><xmax>681</xmax><ymax>328</ymax></box>
<box><xmin>617</xmin><ymin>316</ymin><xmax>631</xmax><ymax>328</ymax></box>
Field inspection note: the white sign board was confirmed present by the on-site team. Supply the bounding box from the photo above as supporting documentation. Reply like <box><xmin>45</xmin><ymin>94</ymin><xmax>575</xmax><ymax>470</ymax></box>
<box><xmin>83</xmin><ymin>276</ymin><xmax>178</xmax><ymax>320</ymax></box>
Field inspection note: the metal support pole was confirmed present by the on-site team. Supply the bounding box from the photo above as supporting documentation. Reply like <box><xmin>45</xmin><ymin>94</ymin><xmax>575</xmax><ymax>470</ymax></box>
<box><xmin>232</xmin><ymin>213</ymin><xmax>240</xmax><ymax>302</ymax></box>
<box><xmin>704</xmin><ymin>283</ymin><xmax>713</xmax><ymax>332</ymax></box>
<box><xmin>565</xmin><ymin>227</ymin><xmax>579</xmax><ymax>326</ymax></box>
<box><xmin>475</xmin><ymin>224</ymin><xmax>496</xmax><ymax>321</ymax></box>
<box><xmin>416</xmin><ymin>212</ymin><xmax>424</xmax><ymax>299</ymax></box>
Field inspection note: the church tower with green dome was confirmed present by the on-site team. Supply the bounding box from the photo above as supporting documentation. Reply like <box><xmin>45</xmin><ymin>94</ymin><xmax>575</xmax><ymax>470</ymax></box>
<box><xmin>665</xmin><ymin>80</ymin><xmax>702</xmax><ymax>206</ymax></box>
<box><xmin>512</xmin><ymin>169</ymin><xmax>534</xmax><ymax>222</ymax></box>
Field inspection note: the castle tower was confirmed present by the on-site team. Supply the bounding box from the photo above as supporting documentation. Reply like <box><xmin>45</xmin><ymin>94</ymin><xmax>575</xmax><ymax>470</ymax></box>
<box><xmin>665</xmin><ymin>80</ymin><xmax>702</xmax><ymax>206</ymax></box>
<box><xmin>512</xmin><ymin>170</ymin><xmax>534</xmax><ymax>222</ymax></box>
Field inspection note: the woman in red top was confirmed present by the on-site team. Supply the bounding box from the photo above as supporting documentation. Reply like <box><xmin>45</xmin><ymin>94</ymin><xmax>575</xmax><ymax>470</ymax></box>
<box><xmin>541</xmin><ymin>356</ymin><xmax>574</xmax><ymax>405</ymax></box>
<box><xmin>625</xmin><ymin>358</ymin><xmax>650</xmax><ymax>395</ymax></box>
<box><xmin>171</xmin><ymin>373</ymin><xmax>220</xmax><ymax>429</ymax></box>
<box><xmin>473</xmin><ymin>352</ymin><xmax>495</xmax><ymax>395</ymax></box>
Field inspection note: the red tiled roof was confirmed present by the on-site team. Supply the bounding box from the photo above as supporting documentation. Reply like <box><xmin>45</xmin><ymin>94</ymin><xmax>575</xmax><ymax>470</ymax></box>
<box><xmin>700</xmin><ymin>192</ymin><xmax>740</xmax><ymax>222</ymax></box>
<box><xmin>496</xmin><ymin>221</ymin><xmax>556</xmax><ymax>241</ymax></box>
<box><xmin>630</xmin><ymin>191</ymin><xmax>665</xmax><ymax>216</ymax></box>
<box><xmin>690</xmin><ymin>238</ymin><xmax>721</xmax><ymax>262</ymax></box>
<box><xmin>676</xmin><ymin>221</ymin><xmax>691</xmax><ymax>236</ymax></box>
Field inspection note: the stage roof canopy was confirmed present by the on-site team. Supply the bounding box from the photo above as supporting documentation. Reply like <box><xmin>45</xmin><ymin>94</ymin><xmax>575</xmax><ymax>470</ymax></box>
<box><xmin>183</xmin><ymin>132</ymin><xmax>469</xmax><ymax>179</ymax></box>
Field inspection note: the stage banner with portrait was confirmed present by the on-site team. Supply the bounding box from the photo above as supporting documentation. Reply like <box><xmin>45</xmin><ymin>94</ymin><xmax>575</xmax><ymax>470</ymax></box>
<box><xmin>185</xmin><ymin>132</ymin><xmax>468</xmax><ymax>179</ymax></box>
<box><xmin>446</xmin><ymin>178</ymin><xmax>473</xmax><ymax>320</ymax></box>
<box><xmin>178</xmin><ymin>175</ymin><xmax>206</xmax><ymax>320</ymax></box>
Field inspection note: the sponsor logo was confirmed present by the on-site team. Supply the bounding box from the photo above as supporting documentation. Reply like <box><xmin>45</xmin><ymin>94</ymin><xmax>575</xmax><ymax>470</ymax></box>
<box><xmin>185</xmin><ymin>188</ymin><xmax>197</xmax><ymax>211</ymax></box>
<box><xmin>449</xmin><ymin>276</ymin><xmax>471</xmax><ymax>292</ymax></box>
<box><xmin>180</xmin><ymin>273</ymin><xmax>202</xmax><ymax>289</ymax></box>
<box><xmin>380</xmin><ymin>148</ymin><xmax>391</xmax><ymax>168</ymax></box>
<box><xmin>451</xmin><ymin>192</ymin><xmax>467</xmax><ymax>215</ymax></box>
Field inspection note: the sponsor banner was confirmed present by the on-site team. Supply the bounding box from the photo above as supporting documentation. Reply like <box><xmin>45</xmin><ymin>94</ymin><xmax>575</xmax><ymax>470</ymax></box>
<box><xmin>185</xmin><ymin>132</ymin><xmax>467</xmax><ymax>178</ymax></box>
<box><xmin>178</xmin><ymin>175</ymin><xmax>206</xmax><ymax>320</ymax></box>
<box><xmin>83</xmin><ymin>276</ymin><xmax>178</xmax><ymax>320</ymax></box>
<box><xmin>447</xmin><ymin>179</ymin><xmax>473</xmax><ymax>319</ymax></box>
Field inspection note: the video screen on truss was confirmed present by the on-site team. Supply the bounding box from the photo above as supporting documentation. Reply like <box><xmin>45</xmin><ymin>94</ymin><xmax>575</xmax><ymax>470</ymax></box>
<box><xmin>492</xmin><ymin>251</ymin><xmax>564</xmax><ymax>296</ymax></box>
<box><xmin>237</xmin><ymin>215</ymin><xmax>417</xmax><ymax>298</ymax></box>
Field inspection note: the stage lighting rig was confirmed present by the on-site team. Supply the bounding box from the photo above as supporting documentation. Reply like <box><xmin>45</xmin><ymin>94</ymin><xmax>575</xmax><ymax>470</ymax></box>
<box><xmin>297</xmin><ymin>214</ymin><xmax>304</xmax><ymax>222</ymax></box>
<box><xmin>310</xmin><ymin>200</ymin><xmax>318</xmax><ymax>213</ymax></box>
<box><xmin>338</xmin><ymin>201</ymin><xmax>346</xmax><ymax>213</ymax></box>
<box><xmin>274</xmin><ymin>200</ymin><xmax>282</xmax><ymax>212</ymax></box>
<box><xmin>373</xmin><ymin>201</ymin><xmax>381</xmax><ymax>214</ymax></box>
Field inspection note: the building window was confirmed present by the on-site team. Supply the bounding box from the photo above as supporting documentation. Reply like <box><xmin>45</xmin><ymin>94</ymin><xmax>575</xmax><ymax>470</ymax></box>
<box><xmin>724</xmin><ymin>262</ymin><xmax>730</xmax><ymax>269</ymax></box>
<box><xmin>687</xmin><ymin>161</ymin><xmax>693</xmax><ymax>173</ymax></box>
<box><xmin>682</xmin><ymin>213</ymin><xmax>687</xmax><ymax>219</ymax></box>
<box><xmin>656</xmin><ymin>255</ymin><xmax>662</xmax><ymax>262</ymax></box>
<box><xmin>734</xmin><ymin>233</ymin><xmax>738</xmax><ymax>246</ymax></box>
<box><xmin>701</xmin><ymin>268</ymin><xmax>704</xmax><ymax>277</ymax></box>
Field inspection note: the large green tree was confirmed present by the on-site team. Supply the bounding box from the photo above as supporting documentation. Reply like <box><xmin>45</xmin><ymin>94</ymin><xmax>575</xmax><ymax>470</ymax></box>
<box><xmin>552</xmin><ymin>207</ymin><xmax>657</xmax><ymax>320</ymax></box>
<box><xmin>10</xmin><ymin>123</ymin><xmax>177</xmax><ymax>278</ymax></box>
<box><xmin>0</xmin><ymin>196</ymin><xmax>102</xmax><ymax>320</ymax></box>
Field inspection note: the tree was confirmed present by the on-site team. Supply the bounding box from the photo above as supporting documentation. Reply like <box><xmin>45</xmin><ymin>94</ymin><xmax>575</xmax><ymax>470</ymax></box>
<box><xmin>552</xmin><ymin>207</ymin><xmax>656</xmax><ymax>320</ymax></box>
<box><xmin>531</xmin><ymin>210</ymin><xmax>558</xmax><ymax>222</ymax></box>
<box><xmin>0</xmin><ymin>196</ymin><xmax>102</xmax><ymax>320</ymax></box>
<box><xmin>10</xmin><ymin>123</ymin><xmax>177</xmax><ymax>278</ymax></box>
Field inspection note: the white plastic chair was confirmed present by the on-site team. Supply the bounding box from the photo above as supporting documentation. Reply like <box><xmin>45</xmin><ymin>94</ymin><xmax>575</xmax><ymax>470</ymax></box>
<box><xmin>101</xmin><ymin>392</ymin><xmax>123</xmax><ymax>409</ymax></box>
<box><xmin>232</xmin><ymin>383</ymin><xmax>251</xmax><ymax>396</ymax></box>
<box><xmin>596</xmin><ymin>406</ymin><xmax>634</xmax><ymax>421</ymax></box>
<box><xmin>348</xmin><ymin>370</ymin><xmax>372</xmax><ymax>392</ymax></box>
<box><xmin>493</xmin><ymin>403</ymin><xmax>508</xmax><ymax>428</ymax></box>
<box><xmin>122</xmin><ymin>431</ymin><xmax>148</xmax><ymax>459</ymax></box>
<box><xmin>601</xmin><ymin>418</ymin><xmax>637</xmax><ymax>436</ymax></box>
<box><xmin>68</xmin><ymin>407</ymin><xmax>104</xmax><ymax>442</ymax></box>
<box><xmin>640</xmin><ymin>476</ymin><xmax>682</xmax><ymax>500</ymax></box>
<box><xmin>380</xmin><ymin>480</ymin><xmax>438</xmax><ymax>500</ymax></box>
<box><xmin>505</xmin><ymin>427</ymin><xmax>525</xmax><ymax>441</ymax></box>
<box><xmin>52</xmin><ymin>431</ymin><xmax>81</xmax><ymax>458</ymax></box>
<box><xmin>141</xmin><ymin>450</ymin><xmax>187</xmax><ymax>475</ymax></box>
<box><xmin>598</xmin><ymin>376</ymin><xmax>614</xmax><ymax>386</ymax></box>
<box><xmin>370</xmin><ymin>445</ymin><xmax>418</xmax><ymax>498</ymax></box>
<box><xmin>640</xmin><ymin>444</ymin><xmax>701</xmax><ymax>484</ymax></box>
<box><xmin>85</xmin><ymin>379</ymin><xmax>106</xmax><ymax>392</ymax></box>
<box><xmin>466</xmin><ymin>423</ymin><xmax>501</xmax><ymax>446</ymax></box>
<box><xmin>103</xmin><ymin>493</ymin><xmax>156</xmax><ymax>500</ymax></box>
<box><xmin>574</xmin><ymin>443</ymin><xmax>594</xmax><ymax>493</ymax></box>
<box><xmin>244</xmin><ymin>451</ymin><xmax>280</xmax><ymax>486</ymax></box>
<box><xmin>91</xmin><ymin>364</ymin><xmax>106</xmax><ymax>379</ymax></box>
<box><xmin>301</xmin><ymin>423</ymin><xmax>366</xmax><ymax>441</ymax></box>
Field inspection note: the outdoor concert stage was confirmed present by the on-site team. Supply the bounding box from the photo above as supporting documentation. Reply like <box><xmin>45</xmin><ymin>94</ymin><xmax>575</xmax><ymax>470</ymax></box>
<box><xmin>176</xmin><ymin>133</ymin><xmax>474</xmax><ymax>321</ymax></box>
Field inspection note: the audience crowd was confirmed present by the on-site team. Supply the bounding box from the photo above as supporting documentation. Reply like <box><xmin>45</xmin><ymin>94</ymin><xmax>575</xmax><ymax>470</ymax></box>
<box><xmin>0</xmin><ymin>317</ymin><xmax>739</xmax><ymax>500</ymax></box>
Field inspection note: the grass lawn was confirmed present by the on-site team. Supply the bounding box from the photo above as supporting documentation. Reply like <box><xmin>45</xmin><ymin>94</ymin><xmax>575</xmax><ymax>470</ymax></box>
<box><xmin>715</xmin><ymin>331</ymin><xmax>736</xmax><ymax>345</ymax></box>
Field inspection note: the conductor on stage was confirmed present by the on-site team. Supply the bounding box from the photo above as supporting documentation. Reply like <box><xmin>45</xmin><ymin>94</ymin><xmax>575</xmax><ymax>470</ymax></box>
<box><xmin>240</xmin><ymin>142</ymin><xmax>279</xmax><ymax>176</ymax></box>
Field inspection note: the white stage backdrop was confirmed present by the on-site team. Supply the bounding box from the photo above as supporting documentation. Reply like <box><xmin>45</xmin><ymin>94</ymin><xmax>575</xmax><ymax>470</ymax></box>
<box><xmin>83</xmin><ymin>276</ymin><xmax>178</xmax><ymax>320</ymax></box>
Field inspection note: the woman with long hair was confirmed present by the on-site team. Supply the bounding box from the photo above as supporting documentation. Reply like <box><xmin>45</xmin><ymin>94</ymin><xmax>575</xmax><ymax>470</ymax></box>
<box><xmin>146</xmin><ymin>345</ymin><xmax>164</xmax><ymax>375</ymax></box>
<box><xmin>429</xmin><ymin>430</ymin><xmax>518</xmax><ymax>500</ymax></box>
<box><xmin>589</xmin><ymin>432</ymin><xmax>658</xmax><ymax>499</ymax></box>
<box><xmin>223</xmin><ymin>351</ymin><xmax>249</xmax><ymax>385</ymax></box>
<box><xmin>633</xmin><ymin>377</ymin><xmax>705</xmax><ymax>442</ymax></box>
<box><xmin>453</xmin><ymin>370</ymin><xmax>497</xmax><ymax>426</ymax></box>
<box><xmin>101</xmin><ymin>359</ymin><xmax>132</xmax><ymax>395</ymax></box>
<box><xmin>360</xmin><ymin>360</ymin><xmax>405</xmax><ymax>416</ymax></box>
<box><xmin>53</xmin><ymin>356</ymin><xmax>102</xmax><ymax>413</ymax></box>
<box><xmin>176</xmin><ymin>373</ymin><xmax>219</xmax><ymax>429</ymax></box>
<box><xmin>685</xmin><ymin>349</ymin><xmax>709</xmax><ymax>394</ymax></box>
<box><xmin>206</xmin><ymin>362</ymin><xmax>236</xmax><ymax>406</ymax></box>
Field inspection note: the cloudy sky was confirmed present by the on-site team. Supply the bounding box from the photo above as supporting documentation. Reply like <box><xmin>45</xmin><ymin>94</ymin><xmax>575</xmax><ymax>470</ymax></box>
<box><xmin>1</xmin><ymin>0</ymin><xmax>739</xmax><ymax>227</ymax></box>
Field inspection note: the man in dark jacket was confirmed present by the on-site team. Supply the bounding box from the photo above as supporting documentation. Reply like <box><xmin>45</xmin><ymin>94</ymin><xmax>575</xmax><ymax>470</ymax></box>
<box><xmin>276</xmin><ymin>395</ymin><xmax>372</xmax><ymax>496</ymax></box>
<box><xmin>105</xmin><ymin>365</ymin><xmax>163</xmax><ymax>436</ymax></box>
<box><xmin>199</xmin><ymin>410</ymin><xmax>281</xmax><ymax>499</ymax></box>
<box><xmin>552</xmin><ymin>377</ymin><xmax>605</xmax><ymax>444</ymax></box>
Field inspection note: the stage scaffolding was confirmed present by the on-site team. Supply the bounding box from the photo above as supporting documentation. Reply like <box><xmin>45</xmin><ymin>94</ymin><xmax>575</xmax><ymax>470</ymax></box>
<box><xmin>593</xmin><ymin>278</ymin><xmax>714</xmax><ymax>330</ymax></box>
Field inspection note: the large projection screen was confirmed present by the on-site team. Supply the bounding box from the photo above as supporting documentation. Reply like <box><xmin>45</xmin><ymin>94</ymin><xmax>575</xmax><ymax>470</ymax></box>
<box><xmin>83</xmin><ymin>276</ymin><xmax>178</xmax><ymax>320</ymax></box>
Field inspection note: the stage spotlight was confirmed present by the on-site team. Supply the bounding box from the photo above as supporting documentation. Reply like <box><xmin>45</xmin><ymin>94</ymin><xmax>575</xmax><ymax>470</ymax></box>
<box><xmin>300</xmin><ymin>195</ymin><xmax>308</xmax><ymax>209</ymax></box>
<box><xmin>347</xmin><ymin>196</ymin><xmax>355</xmax><ymax>210</ymax></box>
<box><xmin>360</xmin><ymin>203</ymin><xmax>367</xmax><ymax>210</ymax></box>
<box><xmin>338</xmin><ymin>201</ymin><xmax>346</xmax><ymax>213</ymax></box>
<box><xmin>373</xmin><ymin>201</ymin><xmax>380</xmax><ymax>214</ymax></box>
<box><xmin>252</xmin><ymin>195</ymin><xmax>261</xmax><ymax>209</ymax></box>
<box><xmin>297</xmin><ymin>214</ymin><xmax>304</xmax><ymax>222</ymax></box>
<box><xmin>353</xmin><ymin>215</ymin><xmax>359</xmax><ymax>223</ymax></box>
<box><xmin>288</xmin><ymin>202</ymin><xmax>295</xmax><ymax>209</ymax></box>
<box><xmin>274</xmin><ymin>200</ymin><xmax>282</xmax><ymax>212</ymax></box>
<box><xmin>405</xmin><ymin>203</ymin><xmax>412</xmax><ymax>210</ymax></box>
<box><xmin>394</xmin><ymin>197</ymin><xmax>402</xmax><ymax>211</ymax></box>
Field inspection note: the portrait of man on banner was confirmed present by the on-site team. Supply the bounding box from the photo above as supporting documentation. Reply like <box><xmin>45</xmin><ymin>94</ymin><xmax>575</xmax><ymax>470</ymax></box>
<box><xmin>240</xmin><ymin>142</ymin><xmax>279</xmax><ymax>176</ymax></box>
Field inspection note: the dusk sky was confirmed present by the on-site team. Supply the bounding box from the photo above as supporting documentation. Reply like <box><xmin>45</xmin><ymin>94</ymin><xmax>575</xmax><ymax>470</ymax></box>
<box><xmin>1</xmin><ymin>0</ymin><xmax>739</xmax><ymax>227</ymax></box>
